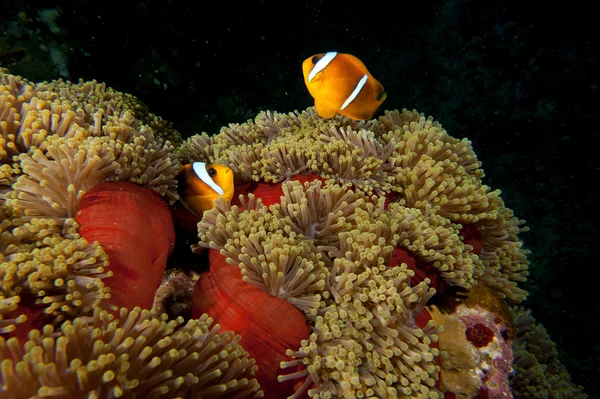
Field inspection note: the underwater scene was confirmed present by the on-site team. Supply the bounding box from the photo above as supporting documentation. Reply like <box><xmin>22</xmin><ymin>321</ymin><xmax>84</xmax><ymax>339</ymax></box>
<box><xmin>0</xmin><ymin>0</ymin><xmax>597</xmax><ymax>398</ymax></box>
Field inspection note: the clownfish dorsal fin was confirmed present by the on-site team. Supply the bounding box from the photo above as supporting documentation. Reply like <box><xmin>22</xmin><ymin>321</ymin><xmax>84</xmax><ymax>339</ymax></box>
<box><xmin>337</xmin><ymin>53</ymin><xmax>369</xmax><ymax>73</ymax></box>
<box><xmin>192</xmin><ymin>162</ymin><xmax>225</xmax><ymax>195</ymax></box>
<box><xmin>308</xmin><ymin>52</ymin><xmax>338</xmax><ymax>82</ymax></box>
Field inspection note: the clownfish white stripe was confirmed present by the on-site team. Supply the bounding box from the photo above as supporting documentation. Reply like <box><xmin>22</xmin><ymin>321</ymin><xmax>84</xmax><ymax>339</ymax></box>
<box><xmin>340</xmin><ymin>74</ymin><xmax>368</xmax><ymax>110</ymax></box>
<box><xmin>308</xmin><ymin>51</ymin><xmax>337</xmax><ymax>82</ymax></box>
<box><xmin>192</xmin><ymin>162</ymin><xmax>225</xmax><ymax>195</ymax></box>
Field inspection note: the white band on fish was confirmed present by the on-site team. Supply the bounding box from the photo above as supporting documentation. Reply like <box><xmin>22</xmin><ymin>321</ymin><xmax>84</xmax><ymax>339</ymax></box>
<box><xmin>340</xmin><ymin>74</ymin><xmax>368</xmax><ymax>110</ymax></box>
<box><xmin>192</xmin><ymin>162</ymin><xmax>225</xmax><ymax>195</ymax></box>
<box><xmin>308</xmin><ymin>51</ymin><xmax>337</xmax><ymax>82</ymax></box>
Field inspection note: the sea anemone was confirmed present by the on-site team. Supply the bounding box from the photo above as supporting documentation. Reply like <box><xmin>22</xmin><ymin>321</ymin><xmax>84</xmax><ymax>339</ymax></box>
<box><xmin>0</xmin><ymin>214</ymin><xmax>110</xmax><ymax>340</ymax></box>
<box><xmin>510</xmin><ymin>308</ymin><xmax>587</xmax><ymax>398</ymax></box>
<box><xmin>4</xmin><ymin>67</ymin><xmax>567</xmax><ymax>398</ymax></box>
<box><xmin>1</xmin><ymin>69</ymin><xmax>180</xmax><ymax>321</ymax></box>
<box><xmin>1</xmin><ymin>69</ymin><xmax>262</xmax><ymax>398</ymax></box>
<box><xmin>193</xmin><ymin>250</ymin><xmax>311</xmax><ymax>398</ymax></box>
<box><xmin>181</xmin><ymin>108</ymin><xmax>512</xmax><ymax>397</ymax></box>
<box><xmin>0</xmin><ymin>307</ymin><xmax>261</xmax><ymax>398</ymax></box>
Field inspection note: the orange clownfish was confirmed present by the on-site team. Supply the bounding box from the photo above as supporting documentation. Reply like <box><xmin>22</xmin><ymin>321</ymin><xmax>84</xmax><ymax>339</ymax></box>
<box><xmin>302</xmin><ymin>52</ymin><xmax>387</xmax><ymax>120</ymax></box>
<box><xmin>177</xmin><ymin>162</ymin><xmax>234</xmax><ymax>218</ymax></box>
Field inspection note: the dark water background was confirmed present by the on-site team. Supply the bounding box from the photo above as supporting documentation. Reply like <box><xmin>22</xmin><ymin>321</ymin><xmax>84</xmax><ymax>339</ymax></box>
<box><xmin>2</xmin><ymin>0</ymin><xmax>597</xmax><ymax>395</ymax></box>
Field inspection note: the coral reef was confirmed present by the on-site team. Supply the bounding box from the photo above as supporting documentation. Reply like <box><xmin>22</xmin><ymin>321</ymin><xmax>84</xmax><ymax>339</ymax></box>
<box><xmin>428</xmin><ymin>284</ymin><xmax>515</xmax><ymax>398</ymax></box>
<box><xmin>1</xmin><ymin>69</ymin><xmax>584</xmax><ymax>398</ymax></box>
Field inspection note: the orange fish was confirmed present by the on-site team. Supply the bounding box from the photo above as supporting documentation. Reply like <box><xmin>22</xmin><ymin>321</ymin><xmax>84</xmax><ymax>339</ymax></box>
<box><xmin>302</xmin><ymin>52</ymin><xmax>387</xmax><ymax>120</ymax></box>
<box><xmin>177</xmin><ymin>162</ymin><xmax>234</xmax><ymax>217</ymax></box>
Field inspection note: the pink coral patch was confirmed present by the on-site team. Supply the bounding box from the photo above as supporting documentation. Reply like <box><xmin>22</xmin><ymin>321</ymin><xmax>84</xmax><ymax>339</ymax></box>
<box><xmin>465</xmin><ymin>322</ymin><xmax>495</xmax><ymax>348</ymax></box>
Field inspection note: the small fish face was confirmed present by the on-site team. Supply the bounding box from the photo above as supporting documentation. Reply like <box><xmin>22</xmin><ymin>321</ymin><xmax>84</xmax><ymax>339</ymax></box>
<box><xmin>177</xmin><ymin>162</ymin><xmax>235</xmax><ymax>217</ymax></box>
<box><xmin>206</xmin><ymin>163</ymin><xmax>235</xmax><ymax>199</ymax></box>
<box><xmin>302</xmin><ymin>52</ymin><xmax>386</xmax><ymax>120</ymax></box>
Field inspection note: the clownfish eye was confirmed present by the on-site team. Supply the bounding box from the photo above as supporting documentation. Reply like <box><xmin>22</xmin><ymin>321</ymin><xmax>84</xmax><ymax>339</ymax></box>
<box><xmin>311</xmin><ymin>55</ymin><xmax>320</xmax><ymax>64</ymax></box>
<box><xmin>208</xmin><ymin>168</ymin><xmax>217</xmax><ymax>177</ymax></box>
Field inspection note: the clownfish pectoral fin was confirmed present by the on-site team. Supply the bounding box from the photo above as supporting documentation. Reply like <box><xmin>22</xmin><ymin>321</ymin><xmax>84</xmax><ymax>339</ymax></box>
<box><xmin>314</xmin><ymin>99</ymin><xmax>337</xmax><ymax>118</ymax></box>
<box><xmin>308</xmin><ymin>69</ymin><xmax>324</xmax><ymax>83</ymax></box>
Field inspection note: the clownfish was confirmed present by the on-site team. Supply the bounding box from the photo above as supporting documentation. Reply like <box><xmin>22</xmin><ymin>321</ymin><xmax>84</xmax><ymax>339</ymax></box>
<box><xmin>177</xmin><ymin>162</ymin><xmax>234</xmax><ymax>218</ymax></box>
<box><xmin>302</xmin><ymin>52</ymin><xmax>387</xmax><ymax>120</ymax></box>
